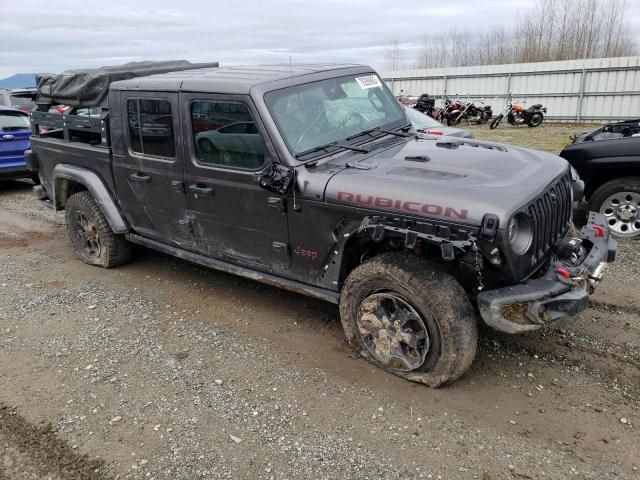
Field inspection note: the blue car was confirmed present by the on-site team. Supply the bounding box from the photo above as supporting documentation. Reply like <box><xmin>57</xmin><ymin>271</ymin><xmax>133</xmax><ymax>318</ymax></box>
<box><xmin>0</xmin><ymin>106</ymin><xmax>33</xmax><ymax>180</ymax></box>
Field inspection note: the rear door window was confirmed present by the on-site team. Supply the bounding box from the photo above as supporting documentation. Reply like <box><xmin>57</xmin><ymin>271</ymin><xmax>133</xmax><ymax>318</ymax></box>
<box><xmin>126</xmin><ymin>99</ymin><xmax>175</xmax><ymax>157</ymax></box>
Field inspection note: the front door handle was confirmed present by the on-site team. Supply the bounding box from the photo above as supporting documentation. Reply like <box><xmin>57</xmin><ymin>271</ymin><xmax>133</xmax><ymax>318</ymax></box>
<box><xmin>188</xmin><ymin>184</ymin><xmax>214</xmax><ymax>196</ymax></box>
<box><xmin>129</xmin><ymin>173</ymin><xmax>151</xmax><ymax>183</ymax></box>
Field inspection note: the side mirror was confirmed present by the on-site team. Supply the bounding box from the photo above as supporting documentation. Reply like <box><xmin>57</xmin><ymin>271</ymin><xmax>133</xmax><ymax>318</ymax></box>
<box><xmin>257</xmin><ymin>162</ymin><xmax>295</xmax><ymax>195</ymax></box>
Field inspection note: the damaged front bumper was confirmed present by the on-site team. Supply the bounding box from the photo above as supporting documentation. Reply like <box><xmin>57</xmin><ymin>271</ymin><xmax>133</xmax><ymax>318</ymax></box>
<box><xmin>477</xmin><ymin>212</ymin><xmax>617</xmax><ymax>334</ymax></box>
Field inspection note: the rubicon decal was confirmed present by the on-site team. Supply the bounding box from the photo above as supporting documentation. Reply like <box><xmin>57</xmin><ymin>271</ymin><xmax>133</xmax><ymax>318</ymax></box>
<box><xmin>336</xmin><ymin>192</ymin><xmax>469</xmax><ymax>220</ymax></box>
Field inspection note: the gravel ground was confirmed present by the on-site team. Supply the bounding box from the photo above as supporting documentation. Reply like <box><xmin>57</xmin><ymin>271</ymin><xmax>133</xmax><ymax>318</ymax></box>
<box><xmin>1</xmin><ymin>126</ymin><xmax>639</xmax><ymax>480</ymax></box>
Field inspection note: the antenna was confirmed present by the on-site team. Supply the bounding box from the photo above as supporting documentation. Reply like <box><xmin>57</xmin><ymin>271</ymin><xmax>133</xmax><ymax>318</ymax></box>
<box><xmin>289</xmin><ymin>56</ymin><xmax>294</xmax><ymax>86</ymax></box>
<box><xmin>288</xmin><ymin>55</ymin><xmax>300</xmax><ymax>212</ymax></box>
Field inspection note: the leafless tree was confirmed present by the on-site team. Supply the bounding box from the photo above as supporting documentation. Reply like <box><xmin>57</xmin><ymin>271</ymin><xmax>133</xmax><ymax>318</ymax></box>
<box><xmin>404</xmin><ymin>0</ymin><xmax>637</xmax><ymax>70</ymax></box>
<box><xmin>383</xmin><ymin>38</ymin><xmax>404</xmax><ymax>70</ymax></box>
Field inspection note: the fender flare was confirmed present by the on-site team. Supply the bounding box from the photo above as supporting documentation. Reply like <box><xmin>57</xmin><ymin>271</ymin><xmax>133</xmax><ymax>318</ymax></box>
<box><xmin>52</xmin><ymin>164</ymin><xmax>130</xmax><ymax>234</ymax></box>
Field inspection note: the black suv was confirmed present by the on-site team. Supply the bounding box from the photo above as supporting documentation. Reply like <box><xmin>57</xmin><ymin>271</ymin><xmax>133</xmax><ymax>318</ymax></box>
<box><xmin>561</xmin><ymin>119</ymin><xmax>640</xmax><ymax>238</ymax></box>
<box><xmin>27</xmin><ymin>62</ymin><xmax>616</xmax><ymax>387</ymax></box>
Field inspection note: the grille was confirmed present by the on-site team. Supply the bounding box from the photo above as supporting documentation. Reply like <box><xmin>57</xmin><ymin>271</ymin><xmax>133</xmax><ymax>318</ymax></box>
<box><xmin>527</xmin><ymin>170</ymin><xmax>573</xmax><ymax>262</ymax></box>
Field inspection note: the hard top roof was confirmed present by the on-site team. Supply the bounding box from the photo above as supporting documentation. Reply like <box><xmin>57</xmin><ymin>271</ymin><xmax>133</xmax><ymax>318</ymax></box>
<box><xmin>110</xmin><ymin>64</ymin><xmax>373</xmax><ymax>94</ymax></box>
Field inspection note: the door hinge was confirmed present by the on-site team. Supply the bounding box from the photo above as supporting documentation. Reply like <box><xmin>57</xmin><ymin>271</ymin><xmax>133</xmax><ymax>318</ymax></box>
<box><xmin>177</xmin><ymin>216</ymin><xmax>193</xmax><ymax>233</ymax></box>
<box><xmin>268</xmin><ymin>197</ymin><xmax>287</xmax><ymax>214</ymax></box>
<box><xmin>272</xmin><ymin>242</ymin><xmax>291</xmax><ymax>268</ymax></box>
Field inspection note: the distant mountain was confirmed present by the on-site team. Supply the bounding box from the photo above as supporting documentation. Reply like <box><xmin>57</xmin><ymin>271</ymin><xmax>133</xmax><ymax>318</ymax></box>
<box><xmin>0</xmin><ymin>73</ymin><xmax>38</xmax><ymax>89</ymax></box>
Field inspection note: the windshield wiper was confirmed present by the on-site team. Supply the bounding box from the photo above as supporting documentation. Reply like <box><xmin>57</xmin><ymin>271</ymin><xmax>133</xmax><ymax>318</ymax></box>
<box><xmin>346</xmin><ymin>125</ymin><xmax>412</xmax><ymax>141</ymax></box>
<box><xmin>295</xmin><ymin>142</ymin><xmax>369</xmax><ymax>159</ymax></box>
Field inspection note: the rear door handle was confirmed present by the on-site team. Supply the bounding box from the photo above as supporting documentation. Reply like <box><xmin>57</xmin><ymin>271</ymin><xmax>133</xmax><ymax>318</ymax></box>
<box><xmin>188</xmin><ymin>184</ymin><xmax>214</xmax><ymax>196</ymax></box>
<box><xmin>129</xmin><ymin>173</ymin><xmax>151</xmax><ymax>183</ymax></box>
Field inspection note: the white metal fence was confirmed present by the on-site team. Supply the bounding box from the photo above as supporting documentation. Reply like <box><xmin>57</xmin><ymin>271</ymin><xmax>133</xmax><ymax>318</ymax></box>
<box><xmin>382</xmin><ymin>56</ymin><xmax>640</xmax><ymax>122</ymax></box>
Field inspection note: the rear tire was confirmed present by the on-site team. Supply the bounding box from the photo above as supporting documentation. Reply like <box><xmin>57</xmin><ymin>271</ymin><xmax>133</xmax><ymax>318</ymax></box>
<box><xmin>65</xmin><ymin>191</ymin><xmax>132</xmax><ymax>268</ymax></box>
<box><xmin>339</xmin><ymin>252</ymin><xmax>478</xmax><ymax>387</ymax></box>
<box><xmin>528</xmin><ymin>113</ymin><xmax>543</xmax><ymax>127</ymax></box>
<box><xmin>197</xmin><ymin>138</ymin><xmax>218</xmax><ymax>156</ymax></box>
<box><xmin>489</xmin><ymin>114</ymin><xmax>503</xmax><ymax>129</ymax></box>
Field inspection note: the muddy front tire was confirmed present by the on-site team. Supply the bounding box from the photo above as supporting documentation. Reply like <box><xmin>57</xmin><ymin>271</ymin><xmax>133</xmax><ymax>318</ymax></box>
<box><xmin>65</xmin><ymin>191</ymin><xmax>132</xmax><ymax>268</ymax></box>
<box><xmin>339</xmin><ymin>253</ymin><xmax>478</xmax><ymax>388</ymax></box>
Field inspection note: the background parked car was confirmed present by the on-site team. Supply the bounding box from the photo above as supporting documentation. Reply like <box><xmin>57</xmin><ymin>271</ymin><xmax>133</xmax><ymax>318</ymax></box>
<box><xmin>570</xmin><ymin>118</ymin><xmax>640</xmax><ymax>143</ymax></box>
<box><xmin>195</xmin><ymin>121</ymin><xmax>265</xmax><ymax>169</ymax></box>
<box><xmin>561</xmin><ymin>120</ymin><xmax>640</xmax><ymax>238</ymax></box>
<box><xmin>403</xmin><ymin>106</ymin><xmax>473</xmax><ymax>138</ymax></box>
<box><xmin>0</xmin><ymin>106</ymin><xmax>35</xmax><ymax>181</ymax></box>
<box><xmin>0</xmin><ymin>88</ymin><xmax>36</xmax><ymax>112</ymax></box>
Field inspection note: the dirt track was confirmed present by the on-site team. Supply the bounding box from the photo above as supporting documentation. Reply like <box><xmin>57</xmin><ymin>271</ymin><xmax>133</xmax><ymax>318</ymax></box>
<box><xmin>0</xmin><ymin>176</ymin><xmax>639</xmax><ymax>479</ymax></box>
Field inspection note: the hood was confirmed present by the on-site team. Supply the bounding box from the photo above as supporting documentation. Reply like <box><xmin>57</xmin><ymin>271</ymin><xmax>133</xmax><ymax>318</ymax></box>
<box><xmin>571</xmin><ymin>119</ymin><xmax>640</xmax><ymax>144</ymax></box>
<box><xmin>323</xmin><ymin>136</ymin><xmax>569</xmax><ymax>226</ymax></box>
<box><xmin>428</xmin><ymin>127</ymin><xmax>472</xmax><ymax>138</ymax></box>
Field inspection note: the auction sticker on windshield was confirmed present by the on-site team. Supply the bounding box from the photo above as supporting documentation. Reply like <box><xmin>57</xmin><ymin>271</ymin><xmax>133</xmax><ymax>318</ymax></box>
<box><xmin>355</xmin><ymin>75</ymin><xmax>382</xmax><ymax>90</ymax></box>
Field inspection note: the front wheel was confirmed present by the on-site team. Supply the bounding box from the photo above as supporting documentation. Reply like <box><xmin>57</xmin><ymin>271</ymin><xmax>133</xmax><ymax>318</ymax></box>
<box><xmin>589</xmin><ymin>177</ymin><xmax>640</xmax><ymax>238</ymax></box>
<box><xmin>528</xmin><ymin>112</ymin><xmax>544</xmax><ymax>127</ymax></box>
<box><xmin>339</xmin><ymin>253</ymin><xmax>478</xmax><ymax>387</ymax></box>
<box><xmin>65</xmin><ymin>191</ymin><xmax>132</xmax><ymax>268</ymax></box>
<box><xmin>489</xmin><ymin>114</ymin><xmax>503</xmax><ymax>130</ymax></box>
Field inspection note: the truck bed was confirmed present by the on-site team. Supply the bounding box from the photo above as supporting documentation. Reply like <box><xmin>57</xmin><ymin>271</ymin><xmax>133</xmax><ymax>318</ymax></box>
<box><xmin>29</xmin><ymin>135</ymin><xmax>115</xmax><ymax>199</ymax></box>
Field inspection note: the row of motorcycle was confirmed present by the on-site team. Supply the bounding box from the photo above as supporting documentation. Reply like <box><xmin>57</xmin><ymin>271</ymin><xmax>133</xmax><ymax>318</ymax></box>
<box><xmin>409</xmin><ymin>94</ymin><xmax>548</xmax><ymax>129</ymax></box>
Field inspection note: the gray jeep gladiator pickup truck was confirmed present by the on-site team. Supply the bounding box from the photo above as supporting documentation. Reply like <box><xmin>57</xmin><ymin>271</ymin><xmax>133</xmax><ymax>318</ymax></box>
<box><xmin>26</xmin><ymin>61</ymin><xmax>617</xmax><ymax>387</ymax></box>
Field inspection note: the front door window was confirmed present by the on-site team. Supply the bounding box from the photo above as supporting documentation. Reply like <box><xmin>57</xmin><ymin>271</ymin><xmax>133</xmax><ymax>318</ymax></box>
<box><xmin>191</xmin><ymin>101</ymin><xmax>265</xmax><ymax>170</ymax></box>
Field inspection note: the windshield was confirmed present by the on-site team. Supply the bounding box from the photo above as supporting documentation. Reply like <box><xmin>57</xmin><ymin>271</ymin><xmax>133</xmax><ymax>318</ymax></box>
<box><xmin>0</xmin><ymin>111</ymin><xmax>30</xmax><ymax>131</ymax></box>
<box><xmin>265</xmin><ymin>73</ymin><xmax>406</xmax><ymax>157</ymax></box>
<box><xmin>404</xmin><ymin>106</ymin><xmax>443</xmax><ymax>130</ymax></box>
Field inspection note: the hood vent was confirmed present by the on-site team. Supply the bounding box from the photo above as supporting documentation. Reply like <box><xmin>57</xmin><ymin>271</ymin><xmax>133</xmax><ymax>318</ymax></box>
<box><xmin>404</xmin><ymin>155</ymin><xmax>430</xmax><ymax>162</ymax></box>
<box><xmin>386</xmin><ymin>166</ymin><xmax>465</xmax><ymax>180</ymax></box>
<box><xmin>436</xmin><ymin>140</ymin><xmax>507</xmax><ymax>152</ymax></box>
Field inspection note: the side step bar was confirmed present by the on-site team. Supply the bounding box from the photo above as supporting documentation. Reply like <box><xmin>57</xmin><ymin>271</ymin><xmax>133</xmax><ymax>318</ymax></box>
<box><xmin>126</xmin><ymin>233</ymin><xmax>340</xmax><ymax>304</ymax></box>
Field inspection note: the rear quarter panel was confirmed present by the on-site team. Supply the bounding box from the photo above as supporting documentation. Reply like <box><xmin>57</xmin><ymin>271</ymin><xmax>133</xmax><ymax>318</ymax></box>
<box><xmin>30</xmin><ymin>136</ymin><xmax>115</xmax><ymax>197</ymax></box>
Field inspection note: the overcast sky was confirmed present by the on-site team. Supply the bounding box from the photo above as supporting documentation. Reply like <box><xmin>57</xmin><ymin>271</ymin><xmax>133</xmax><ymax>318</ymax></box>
<box><xmin>2</xmin><ymin>0</ymin><xmax>640</xmax><ymax>79</ymax></box>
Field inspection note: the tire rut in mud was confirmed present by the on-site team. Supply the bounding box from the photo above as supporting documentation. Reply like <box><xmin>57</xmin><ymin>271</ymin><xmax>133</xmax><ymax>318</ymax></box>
<box><xmin>590</xmin><ymin>299</ymin><xmax>640</xmax><ymax>317</ymax></box>
<box><xmin>484</xmin><ymin>323</ymin><xmax>640</xmax><ymax>400</ymax></box>
<box><xmin>0</xmin><ymin>404</ymin><xmax>111</xmax><ymax>480</ymax></box>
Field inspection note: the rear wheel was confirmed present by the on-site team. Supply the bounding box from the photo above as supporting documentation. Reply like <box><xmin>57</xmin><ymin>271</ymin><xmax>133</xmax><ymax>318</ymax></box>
<box><xmin>65</xmin><ymin>191</ymin><xmax>132</xmax><ymax>267</ymax></box>
<box><xmin>589</xmin><ymin>177</ymin><xmax>640</xmax><ymax>238</ymax></box>
<box><xmin>339</xmin><ymin>253</ymin><xmax>478</xmax><ymax>387</ymax></box>
<box><xmin>489</xmin><ymin>114</ymin><xmax>503</xmax><ymax>130</ymax></box>
<box><xmin>528</xmin><ymin>112</ymin><xmax>543</xmax><ymax>127</ymax></box>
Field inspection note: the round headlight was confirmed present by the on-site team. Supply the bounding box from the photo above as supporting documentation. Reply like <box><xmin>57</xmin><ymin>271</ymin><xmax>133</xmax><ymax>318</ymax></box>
<box><xmin>508</xmin><ymin>213</ymin><xmax>533</xmax><ymax>255</ymax></box>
